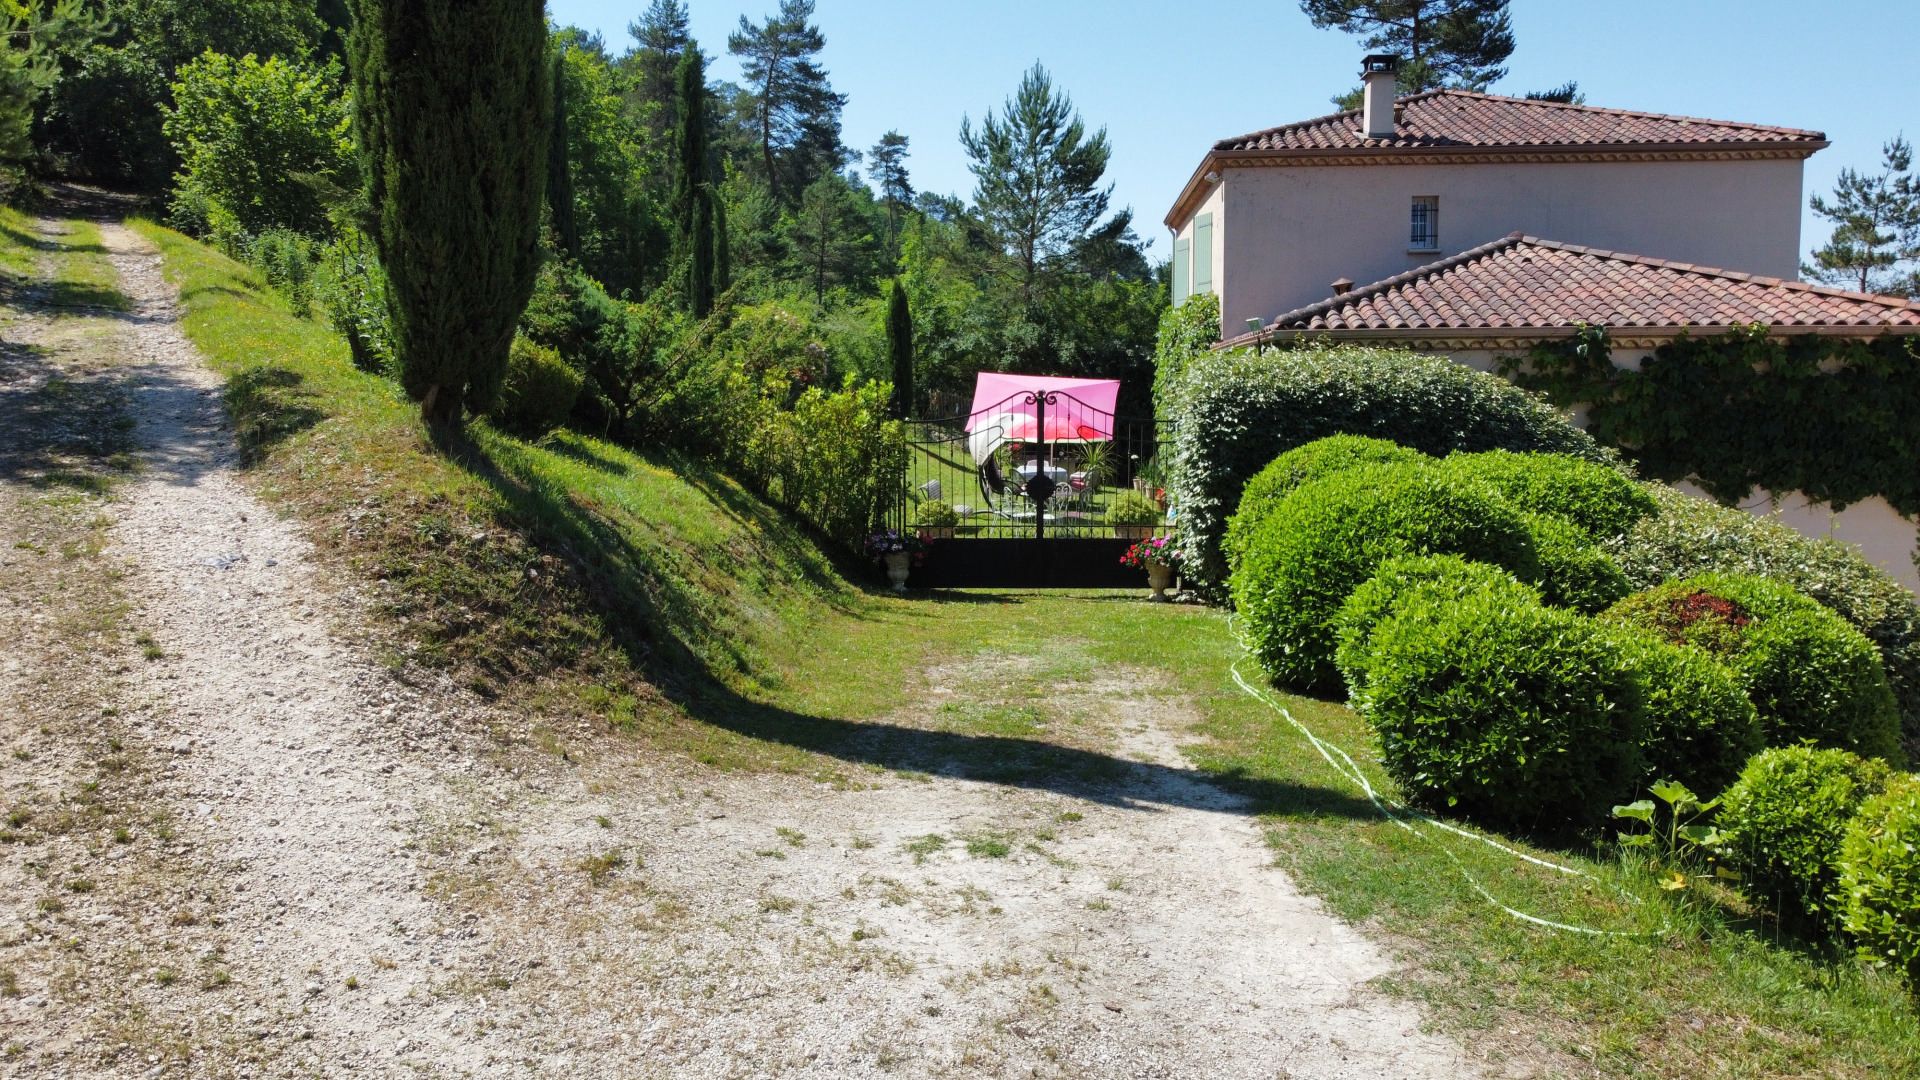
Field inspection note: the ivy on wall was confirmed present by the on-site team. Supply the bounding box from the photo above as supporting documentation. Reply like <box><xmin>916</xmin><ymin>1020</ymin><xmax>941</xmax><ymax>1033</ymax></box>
<box><xmin>1502</xmin><ymin>325</ymin><xmax>1920</xmax><ymax>518</ymax></box>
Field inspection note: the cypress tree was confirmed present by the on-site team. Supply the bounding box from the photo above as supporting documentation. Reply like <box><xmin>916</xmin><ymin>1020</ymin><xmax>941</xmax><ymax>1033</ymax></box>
<box><xmin>713</xmin><ymin>188</ymin><xmax>731</xmax><ymax>295</ymax></box>
<box><xmin>886</xmin><ymin>278</ymin><xmax>913</xmax><ymax>419</ymax></box>
<box><xmin>347</xmin><ymin>0</ymin><xmax>551</xmax><ymax>428</ymax></box>
<box><xmin>548</xmin><ymin>47</ymin><xmax>580</xmax><ymax>259</ymax></box>
<box><xmin>673</xmin><ymin>46</ymin><xmax>715</xmax><ymax>317</ymax></box>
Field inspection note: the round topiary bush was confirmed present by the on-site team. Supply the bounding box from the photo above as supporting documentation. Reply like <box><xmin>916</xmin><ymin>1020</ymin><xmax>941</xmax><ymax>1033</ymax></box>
<box><xmin>1614</xmin><ymin>633</ymin><xmax>1762</xmax><ymax>799</ymax></box>
<box><xmin>1354</xmin><ymin>585</ymin><xmax>1645</xmax><ymax>832</ymax></box>
<box><xmin>1602</xmin><ymin>573</ymin><xmax>1903</xmax><ymax>763</ymax></box>
<box><xmin>1435</xmin><ymin>450</ymin><xmax>1655</xmax><ymax>539</ymax></box>
<box><xmin>1331</xmin><ymin>554</ymin><xmax>1539</xmax><ymax>694</ymax></box>
<box><xmin>1718</xmin><ymin>746</ymin><xmax>1894</xmax><ymax>926</ymax></box>
<box><xmin>1837</xmin><ymin>776</ymin><xmax>1920</xmax><ymax>989</ymax></box>
<box><xmin>1165</xmin><ymin>345</ymin><xmax>1611</xmax><ymax>598</ymax></box>
<box><xmin>1231</xmin><ymin>461</ymin><xmax>1541</xmax><ymax>691</ymax></box>
<box><xmin>1608</xmin><ymin>483</ymin><xmax>1920</xmax><ymax>756</ymax></box>
<box><xmin>1522</xmin><ymin>512</ymin><xmax>1633</xmax><ymax>615</ymax></box>
<box><xmin>489</xmin><ymin>335</ymin><xmax>582</xmax><ymax>437</ymax></box>
<box><xmin>1224</xmin><ymin>436</ymin><xmax>1431</xmax><ymax>573</ymax></box>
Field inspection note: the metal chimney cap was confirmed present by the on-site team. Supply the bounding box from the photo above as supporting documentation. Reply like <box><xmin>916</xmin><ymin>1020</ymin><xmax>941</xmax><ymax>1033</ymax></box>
<box><xmin>1361</xmin><ymin>54</ymin><xmax>1399</xmax><ymax>77</ymax></box>
<box><xmin>1330</xmin><ymin>277</ymin><xmax>1355</xmax><ymax>295</ymax></box>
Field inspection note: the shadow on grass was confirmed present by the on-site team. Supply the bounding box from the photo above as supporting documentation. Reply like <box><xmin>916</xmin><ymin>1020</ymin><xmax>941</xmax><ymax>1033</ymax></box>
<box><xmin>46</xmin><ymin>280</ymin><xmax>131</xmax><ymax>311</ymax></box>
<box><xmin>224</xmin><ymin>366</ymin><xmax>326</xmax><ymax>463</ymax></box>
<box><xmin>432</xmin><ymin>424</ymin><xmax>1379</xmax><ymax>820</ymax></box>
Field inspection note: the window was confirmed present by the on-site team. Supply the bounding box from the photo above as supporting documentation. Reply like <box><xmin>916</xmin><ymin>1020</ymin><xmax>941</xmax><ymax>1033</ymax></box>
<box><xmin>1410</xmin><ymin>196</ymin><xmax>1439</xmax><ymax>251</ymax></box>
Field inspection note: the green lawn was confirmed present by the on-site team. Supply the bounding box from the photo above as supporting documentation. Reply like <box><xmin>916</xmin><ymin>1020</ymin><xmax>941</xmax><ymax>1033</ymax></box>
<box><xmin>124</xmin><ymin>217</ymin><xmax>1920</xmax><ymax>1079</ymax></box>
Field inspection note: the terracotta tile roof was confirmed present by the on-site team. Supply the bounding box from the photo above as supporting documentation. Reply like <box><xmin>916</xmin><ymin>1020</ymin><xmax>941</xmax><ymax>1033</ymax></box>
<box><xmin>1230</xmin><ymin>235</ymin><xmax>1920</xmax><ymax>344</ymax></box>
<box><xmin>1215</xmin><ymin>89</ymin><xmax>1828</xmax><ymax>154</ymax></box>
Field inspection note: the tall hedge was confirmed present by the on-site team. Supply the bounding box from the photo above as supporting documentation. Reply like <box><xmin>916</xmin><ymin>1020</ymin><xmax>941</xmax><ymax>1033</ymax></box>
<box><xmin>1167</xmin><ymin>346</ymin><xmax>1610</xmax><ymax>597</ymax></box>
<box><xmin>348</xmin><ymin>0</ymin><xmax>552</xmax><ymax>427</ymax></box>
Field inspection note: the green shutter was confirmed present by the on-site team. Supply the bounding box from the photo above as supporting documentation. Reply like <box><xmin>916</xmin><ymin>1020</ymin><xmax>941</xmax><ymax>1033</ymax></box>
<box><xmin>1193</xmin><ymin>213</ymin><xmax>1214</xmax><ymax>295</ymax></box>
<box><xmin>1172</xmin><ymin>237</ymin><xmax>1191</xmax><ymax>302</ymax></box>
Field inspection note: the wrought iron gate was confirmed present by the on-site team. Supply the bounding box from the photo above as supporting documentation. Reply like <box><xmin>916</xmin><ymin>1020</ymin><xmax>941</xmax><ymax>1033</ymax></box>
<box><xmin>894</xmin><ymin>389</ymin><xmax>1171</xmax><ymax>589</ymax></box>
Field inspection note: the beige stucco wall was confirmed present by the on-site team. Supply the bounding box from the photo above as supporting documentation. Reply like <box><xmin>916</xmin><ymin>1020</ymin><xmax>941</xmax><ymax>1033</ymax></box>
<box><xmin>1213</xmin><ymin>156</ymin><xmax>1806</xmax><ymax>332</ymax></box>
<box><xmin>1171</xmin><ymin>180</ymin><xmax>1226</xmax><ymax>306</ymax></box>
<box><xmin>1441</xmin><ymin>345</ymin><xmax>1920</xmax><ymax>593</ymax></box>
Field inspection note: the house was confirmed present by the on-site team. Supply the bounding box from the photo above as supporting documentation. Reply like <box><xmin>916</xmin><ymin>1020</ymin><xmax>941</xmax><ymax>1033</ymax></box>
<box><xmin>1165</xmin><ymin>56</ymin><xmax>1920</xmax><ymax>590</ymax></box>
<box><xmin>1165</xmin><ymin>55</ymin><xmax>1827</xmax><ymax>335</ymax></box>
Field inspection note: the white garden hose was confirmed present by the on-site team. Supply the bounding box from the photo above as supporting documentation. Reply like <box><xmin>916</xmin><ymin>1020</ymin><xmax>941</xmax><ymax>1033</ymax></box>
<box><xmin>1224</xmin><ymin>617</ymin><xmax>1668</xmax><ymax>938</ymax></box>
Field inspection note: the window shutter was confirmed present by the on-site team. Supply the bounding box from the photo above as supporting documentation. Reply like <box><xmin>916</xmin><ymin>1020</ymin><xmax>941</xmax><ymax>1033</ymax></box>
<box><xmin>1172</xmin><ymin>237</ymin><xmax>1191</xmax><ymax>301</ymax></box>
<box><xmin>1193</xmin><ymin>213</ymin><xmax>1214</xmax><ymax>294</ymax></box>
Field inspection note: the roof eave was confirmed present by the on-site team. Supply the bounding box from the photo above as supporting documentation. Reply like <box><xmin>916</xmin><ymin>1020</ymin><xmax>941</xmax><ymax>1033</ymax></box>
<box><xmin>1222</xmin><ymin>322</ymin><xmax>1920</xmax><ymax>351</ymax></box>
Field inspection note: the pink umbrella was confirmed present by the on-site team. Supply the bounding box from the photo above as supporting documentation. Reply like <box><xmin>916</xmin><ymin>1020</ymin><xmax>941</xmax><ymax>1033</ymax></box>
<box><xmin>963</xmin><ymin>373</ymin><xmax>1119</xmax><ymax>462</ymax></box>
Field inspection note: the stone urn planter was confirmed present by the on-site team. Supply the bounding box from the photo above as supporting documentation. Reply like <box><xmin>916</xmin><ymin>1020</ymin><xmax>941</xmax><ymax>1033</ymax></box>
<box><xmin>883</xmin><ymin>551</ymin><xmax>912</xmax><ymax>592</ymax></box>
<box><xmin>1145</xmin><ymin>560</ymin><xmax>1175</xmax><ymax>602</ymax></box>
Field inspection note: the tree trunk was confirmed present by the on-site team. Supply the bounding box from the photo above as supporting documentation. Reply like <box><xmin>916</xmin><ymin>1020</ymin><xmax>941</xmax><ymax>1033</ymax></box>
<box><xmin>420</xmin><ymin>383</ymin><xmax>464</xmax><ymax>428</ymax></box>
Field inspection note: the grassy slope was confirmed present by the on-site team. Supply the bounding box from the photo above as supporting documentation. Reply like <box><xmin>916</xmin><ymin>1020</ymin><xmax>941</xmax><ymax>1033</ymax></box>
<box><xmin>126</xmin><ymin>219</ymin><xmax>1920</xmax><ymax>1078</ymax></box>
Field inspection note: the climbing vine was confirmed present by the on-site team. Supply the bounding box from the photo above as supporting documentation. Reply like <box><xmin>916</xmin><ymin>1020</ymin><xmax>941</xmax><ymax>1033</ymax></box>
<box><xmin>1502</xmin><ymin>325</ymin><xmax>1920</xmax><ymax>517</ymax></box>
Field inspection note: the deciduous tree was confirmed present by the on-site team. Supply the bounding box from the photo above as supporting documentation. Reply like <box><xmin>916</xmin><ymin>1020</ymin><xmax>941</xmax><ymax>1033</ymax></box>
<box><xmin>348</xmin><ymin>0</ymin><xmax>551</xmax><ymax>428</ymax></box>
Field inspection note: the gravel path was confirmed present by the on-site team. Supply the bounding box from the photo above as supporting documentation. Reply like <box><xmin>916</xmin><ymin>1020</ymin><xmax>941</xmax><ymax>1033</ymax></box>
<box><xmin>2</xmin><ymin>218</ymin><xmax>1486</xmax><ymax>1077</ymax></box>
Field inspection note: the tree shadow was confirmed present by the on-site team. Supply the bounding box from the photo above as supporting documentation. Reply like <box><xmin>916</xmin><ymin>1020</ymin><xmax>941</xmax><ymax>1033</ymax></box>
<box><xmin>433</xmin><ymin>426</ymin><xmax>1381</xmax><ymax>821</ymax></box>
<box><xmin>223</xmin><ymin>366</ymin><xmax>326</xmax><ymax>464</ymax></box>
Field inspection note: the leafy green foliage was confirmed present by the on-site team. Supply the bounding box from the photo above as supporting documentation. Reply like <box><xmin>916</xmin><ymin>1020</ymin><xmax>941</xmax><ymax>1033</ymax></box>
<box><xmin>1352</xmin><ymin>582</ymin><xmax>1644</xmax><ymax>832</ymax></box>
<box><xmin>884</xmin><ymin>279</ymin><xmax>912</xmax><ymax>418</ymax></box>
<box><xmin>313</xmin><ymin>226</ymin><xmax>395</xmax><ymax>375</ymax></box>
<box><xmin>0</xmin><ymin>0</ymin><xmax>110</xmax><ymax>172</ymax></box>
<box><xmin>1103</xmin><ymin>489</ymin><xmax>1161</xmax><ymax>527</ymax></box>
<box><xmin>1522</xmin><ymin>511</ymin><xmax>1632</xmax><ymax>614</ymax></box>
<box><xmin>1149</xmin><ymin>291</ymin><xmax>1218</xmax><ymax>417</ymax></box>
<box><xmin>674</xmin><ymin>45</ymin><xmax>716</xmax><ymax>318</ymax></box>
<box><xmin>489</xmin><ymin>336</ymin><xmax>582</xmax><ymax>437</ymax></box>
<box><xmin>246</xmin><ymin>229</ymin><xmax>317</xmax><ymax>313</ymax></box>
<box><xmin>349</xmin><ymin>0</ymin><xmax>552</xmax><ymax>426</ymax></box>
<box><xmin>162</xmin><ymin>52</ymin><xmax>354</xmax><ymax>240</ymax></box>
<box><xmin>1718</xmin><ymin>747</ymin><xmax>1894</xmax><ymax>927</ymax></box>
<box><xmin>1509</xmin><ymin>324</ymin><xmax>1920</xmax><ymax>517</ymax></box>
<box><xmin>1434</xmin><ymin>449</ymin><xmax>1654</xmax><ymax>539</ymax></box>
<box><xmin>1231</xmin><ymin>460</ymin><xmax>1540</xmax><ymax>691</ymax></box>
<box><xmin>1612</xmin><ymin>779</ymin><xmax>1730</xmax><ymax>897</ymax></box>
<box><xmin>1302</xmin><ymin>0</ymin><xmax>1516</xmax><ymax>103</ymax></box>
<box><xmin>1226</xmin><ymin>436</ymin><xmax>1430</xmax><ymax>575</ymax></box>
<box><xmin>1608</xmin><ymin>483</ymin><xmax>1920</xmax><ymax>753</ymax></box>
<box><xmin>1837</xmin><ymin>777</ymin><xmax>1920</xmax><ymax>988</ymax></box>
<box><xmin>1604</xmin><ymin>574</ymin><xmax>1903</xmax><ymax>762</ymax></box>
<box><xmin>1167</xmin><ymin>345</ymin><xmax>1605</xmax><ymax>598</ymax></box>
<box><xmin>1331</xmin><ymin>553</ymin><xmax>1537</xmax><ymax>695</ymax></box>
<box><xmin>1614</xmin><ymin>635</ymin><xmax>1763</xmax><ymax>798</ymax></box>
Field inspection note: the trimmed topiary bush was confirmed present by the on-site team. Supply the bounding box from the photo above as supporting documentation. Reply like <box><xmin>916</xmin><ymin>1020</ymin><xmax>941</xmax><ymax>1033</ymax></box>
<box><xmin>1353</xmin><ymin>584</ymin><xmax>1645</xmax><ymax>832</ymax></box>
<box><xmin>1614</xmin><ymin>633</ymin><xmax>1763</xmax><ymax>798</ymax></box>
<box><xmin>1718</xmin><ymin>746</ymin><xmax>1894</xmax><ymax>926</ymax></box>
<box><xmin>1609</xmin><ymin>484</ymin><xmax>1920</xmax><ymax>755</ymax></box>
<box><xmin>1603</xmin><ymin>573</ymin><xmax>1902</xmax><ymax>762</ymax></box>
<box><xmin>1331</xmin><ymin>554</ymin><xmax>1539</xmax><ymax>694</ymax></box>
<box><xmin>1224</xmin><ymin>436</ymin><xmax>1431</xmax><ymax>574</ymax></box>
<box><xmin>1837</xmin><ymin>776</ymin><xmax>1920</xmax><ymax>989</ymax></box>
<box><xmin>1233</xmin><ymin>461</ymin><xmax>1541</xmax><ymax>691</ymax></box>
<box><xmin>1435</xmin><ymin>449</ymin><xmax>1656</xmax><ymax>539</ymax></box>
<box><xmin>1522</xmin><ymin>512</ymin><xmax>1633</xmax><ymax>614</ymax></box>
<box><xmin>489</xmin><ymin>336</ymin><xmax>582</xmax><ymax>437</ymax></box>
<box><xmin>1105</xmin><ymin>489</ymin><xmax>1163</xmax><ymax>528</ymax></box>
<box><xmin>1167</xmin><ymin>346</ymin><xmax>1612</xmax><ymax>598</ymax></box>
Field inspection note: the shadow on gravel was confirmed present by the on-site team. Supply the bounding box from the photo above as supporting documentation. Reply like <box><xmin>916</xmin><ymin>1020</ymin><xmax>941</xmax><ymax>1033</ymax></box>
<box><xmin>439</xmin><ymin>425</ymin><xmax>1379</xmax><ymax>821</ymax></box>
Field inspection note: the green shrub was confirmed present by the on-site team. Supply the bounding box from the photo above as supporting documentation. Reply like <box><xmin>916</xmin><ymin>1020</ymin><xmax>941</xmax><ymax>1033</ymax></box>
<box><xmin>1225</xmin><ymin>436</ymin><xmax>1430</xmax><ymax>574</ymax></box>
<box><xmin>1837</xmin><ymin>776</ymin><xmax>1920</xmax><ymax>988</ymax></box>
<box><xmin>1150</xmin><ymin>291</ymin><xmax>1219</xmax><ymax>418</ymax></box>
<box><xmin>1354</xmin><ymin>585</ymin><xmax>1644</xmax><ymax>831</ymax></box>
<box><xmin>1167</xmin><ymin>346</ymin><xmax>1609</xmax><ymax>597</ymax></box>
<box><xmin>1609</xmin><ymin>484</ymin><xmax>1920</xmax><ymax>754</ymax></box>
<box><xmin>1718</xmin><ymin>746</ymin><xmax>1894</xmax><ymax>926</ymax></box>
<box><xmin>1603</xmin><ymin>573</ymin><xmax>1902</xmax><ymax>762</ymax></box>
<box><xmin>913</xmin><ymin>500</ymin><xmax>958</xmax><ymax>528</ymax></box>
<box><xmin>1232</xmin><ymin>461</ymin><xmax>1540</xmax><ymax>691</ymax></box>
<box><xmin>1435</xmin><ymin>450</ymin><xmax>1655</xmax><ymax>539</ymax></box>
<box><xmin>1331</xmin><ymin>554</ymin><xmax>1539</xmax><ymax>694</ymax></box>
<box><xmin>1523</xmin><ymin>512</ymin><xmax>1633</xmax><ymax>614</ymax></box>
<box><xmin>247</xmin><ymin>228</ymin><xmax>317</xmax><ymax>314</ymax></box>
<box><xmin>1615</xmin><ymin>633</ymin><xmax>1763</xmax><ymax>798</ymax></box>
<box><xmin>1105</xmin><ymin>489</ymin><xmax>1162</xmax><ymax>527</ymax></box>
<box><xmin>488</xmin><ymin>337</ymin><xmax>582</xmax><ymax>437</ymax></box>
<box><xmin>313</xmin><ymin>228</ymin><xmax>394</xmax><ymax>375</ymax></box>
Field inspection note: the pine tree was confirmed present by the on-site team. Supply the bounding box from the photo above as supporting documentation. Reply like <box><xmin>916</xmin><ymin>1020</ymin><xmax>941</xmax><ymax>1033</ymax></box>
<box><xmin>626</xmin><ymin>0</ymin><xmax>689</xmax><ymax>140</ymax></box>
<box><xmin>960</xmin><ymin>64</ymin><xmax>1114</xmax><ymax>304</ymax></box>
<box><xmin>727</xmin><ymin>0</ymin><xmax>847</xmax><ymax>203</ymax></box>
<box><xmin>868</xmin><ymin>130</ymin><xmax>912</xmax><ymax>263</ymax></box>
<box><xmin>347</xmin><ymin>0</ymin><xmax>551</xmax><ymax>428</ymax></box>
<box><xmin>1805</xmin><ymin>136</ymin><xmax>1920</xmax><ymax>296</ymax></box>
<box><xmin>1302</xmin><ymin>0</ymin><xmax>1516</xmax><ymax>106</ymax></box>
<box><xmin>672</xmin><ymin>46</ymin><xmax>715</xmax><ymax>317</ymax></box>
<box><xmin>547</xmin><ymin>47</ymin><xmax>580</xmax><ymax>259</ymax></box>
<box><xmin>886</xmin><ymin>278</ymin><xmax>913</xmax><ymax>419</ymax></box>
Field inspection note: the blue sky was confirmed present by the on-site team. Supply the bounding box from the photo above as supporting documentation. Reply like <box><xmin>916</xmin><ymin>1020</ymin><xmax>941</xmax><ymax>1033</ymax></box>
<box><xmin>547</xmin><ymin>0</ymin><xmax>1917</xmax><ymax>265</ymax></box>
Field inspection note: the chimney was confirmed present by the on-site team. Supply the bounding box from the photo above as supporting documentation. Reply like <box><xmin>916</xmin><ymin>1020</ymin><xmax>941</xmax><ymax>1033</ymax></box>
<box><xmin>1361</xmin><ymin>54</ymin><xmax>1398</xmax><ymax>139</ymax></box>
<box><xmin>1330</xmin><ymin>277</ymin><xmax>1354</xmax><ymax>296</ymax></box>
